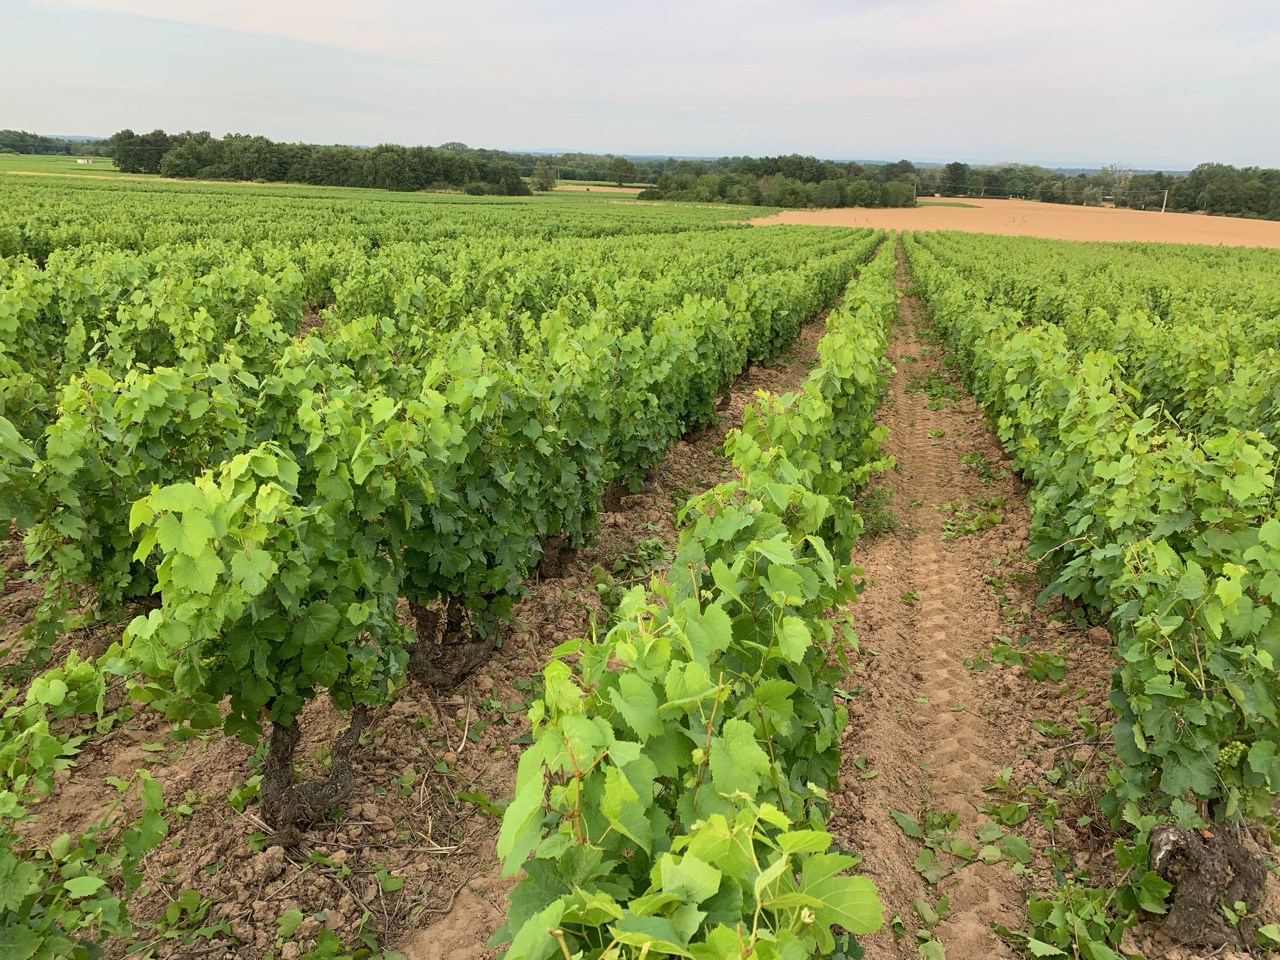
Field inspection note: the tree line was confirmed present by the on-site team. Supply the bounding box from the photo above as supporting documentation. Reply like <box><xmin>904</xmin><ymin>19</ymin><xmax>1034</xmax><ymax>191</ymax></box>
<box><xmin>640</xmin><ymin>156</ymin><xmax>1280</xmax><ymax>218</ymax></box>
<box><xmin>637</xmin><ymin>157</ymin><xmax>920</xmax><ymax>208</ymax></box>
<box><xmin>8</xmin><ymin>127</ymin><xmax>1280</xmax><ymax>219</ymax></box>
<box><xmin>112</xmin><ymin>129</ymin><xmax>532</xmax><ymax>195</ymax></box>
<box><xmin>0</xmin><ymin>129</ymin><xmax>113</xmax><ymax>156</ymax></box>
<box><xmin>920</xmin><ymin>160</ymin><xmax>1280</xmax><ymax>220</ymax></box>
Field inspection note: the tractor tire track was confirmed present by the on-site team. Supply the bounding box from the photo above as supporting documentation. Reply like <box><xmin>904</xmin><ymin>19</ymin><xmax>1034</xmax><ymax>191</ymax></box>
<box><xmin>832</xmin><ymin>243</ymin><xmax>1108</xmax><ymax>959</ymax></box>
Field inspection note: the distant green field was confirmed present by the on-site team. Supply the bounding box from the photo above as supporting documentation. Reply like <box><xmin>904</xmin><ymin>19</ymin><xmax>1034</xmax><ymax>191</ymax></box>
<box><xmin>917</xmin><ymin>199</ymin><xmax>981</xmax><ymax>208</ymax></box>
<box><xmin>0</xmin><ymin>153</ymin><xmax>127</xmax><ymax>176</ymax></box>
<box><xmin>0</xmin><ymin>160</ymin><xmax>780</xmax><ymax>222</ymax></box>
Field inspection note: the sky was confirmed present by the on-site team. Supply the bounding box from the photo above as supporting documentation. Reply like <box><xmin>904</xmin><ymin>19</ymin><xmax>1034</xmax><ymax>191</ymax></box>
<box><xmin>4</xmin><ymin>0</ymin><xmax>1280</xmax><ymax>169</ymax></box>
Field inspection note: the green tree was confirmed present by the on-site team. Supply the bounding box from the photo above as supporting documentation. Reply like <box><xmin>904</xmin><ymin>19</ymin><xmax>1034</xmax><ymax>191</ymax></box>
<box><xmin>941</xmin><ymin>161</ymin><xmax>971</xmax><ymax>197</ymax></box>
<box><xmin>1035</xmin><ymin>179</ymin><xmax>1064</xmax><ymax>203</ymax></box>
<box><xmin>879</xmin><ymin>159</ymin><xmax>917</xmax><ymax>181</ymax></box>
<box><xmin>530</xmin><ymin>159</ymin><xmax>556</xmax><ymax>191</ymax></box>
<box><xmin>847</xmin><ymin>180</ymin><xmax>878</xmax><ymax>207</ymax></box>
<box><xmin>488</xmin><ymin>159</ymin><xmax>531</xmax><ymax>196</ymax></box>
<box><xmin>112</xmin><ymin>128</ymin><xmax>166</xmax><ymax>173</ymax></box>
<box><xmin>879</xmin><ymin>181</ymin><xmax>916</xmax><ymax>207</ymax></box>
<box><xmin>761</xmin><ymin>174</ymin><xmax>810</xmax><ymax>208</ymax></box>
<box><xmin>814</xmin><ymin>179</ymin><xmax>845</xmax><ymax>208</ymax></box>
<box><xmin>607</xmin><ymin>155</ymin><xmax>637</xmax><ymax>187</ymax></box>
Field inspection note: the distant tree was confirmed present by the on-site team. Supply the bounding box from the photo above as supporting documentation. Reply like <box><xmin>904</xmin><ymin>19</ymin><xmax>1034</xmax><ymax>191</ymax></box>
<box><xmin>1035</xmin><ymin>179</ymin><xmax>1064</xmax><ymax>203</ymax></box>
<box><xmin>1241</xmin><ymin>177</ymin><xmax>1269</xmax><ymax>216</ymax></box>
<box><xmin>1081</xmin><ymin>186</ymin><xmax>1103</xmax><ymax>206</ymax></box>
<box><xmin>607</xmin><ymin>156</ymin><xmax>637</xmax><ymax>187</ymax></box>
<box><xmin>760</xmin><ymin>174</ymin><xmax>809</xmax><ymax>208</ymax></box>
<box><xmin>941</xmin><ymin>161</ymin><xmax>971</xmax><ymax>196</ymax></box>
<box><xmin>814</xmin><ymin>179</ymin><xmax>845</xmax><ymax>208</ymax></box>
<box><xmin>1198</xmin><ymin>181</ymin><xmax>1241</xmax><ymax>216</ymax></box>
<box><xmin>1099</xmin><ymin>163</ymin><xmax>1132</xmax><ymax>199</ymax></box>
<box><xmin>879</xmin><ymin>159</ymin><xmax>917</xmax><ymax>182</ymax></box>
<box><xmin>0</xmin><ymin>129</ymin><xmax>110</xmax><ymax>156</ymax></box>
<box><xmin>111</xmin><ymin>129</ymin><xmax>140</xmax><ymax>172</ymax></box>
<box><xmin>112</xmin><ymin>128</ymin><xmax>170</xmax><ymax>174</ymax></box>
<box><xmin>439</xmin><ymin>141</ymin><xmax>469</xmax><ymax>152</ymax></box>
<box><xmin>365</xmin><ymin>144</ymin><xmax>415</xmax><ymax>191</ymax></box>
<box><xmin>530</xmin><ymin>159</ymin><xmax>556</xmax><ymax>191</ymax></box>
<box><xmin>159</xmin><ymin>137</ymin><xmax>207</xmax><ymax>178</ymax></box>
<box><xmin>880</xmin><ymin>181</ymin><xmax>916</xmax><ymax>207</ymax></box>
<box><xmin>488</xmin><ymin>159</ymin><xmax>531</xmax><ymax>196</ymax></box>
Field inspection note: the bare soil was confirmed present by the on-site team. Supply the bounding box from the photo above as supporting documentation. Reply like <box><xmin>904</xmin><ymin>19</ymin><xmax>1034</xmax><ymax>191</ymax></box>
<box><xmin>552</xmin><ymin>184</ymin><xmax>643</xmax><ymax>195</ymax></box>
<box><xmin>753</xmin><ymin>198</ymin><xmax>1280</xmax><ymax>248</ymax></box>
<box><xmin>829</xmin><ymin>249</ymin><xmax>1118</xmax><ymax>958</ymax></box>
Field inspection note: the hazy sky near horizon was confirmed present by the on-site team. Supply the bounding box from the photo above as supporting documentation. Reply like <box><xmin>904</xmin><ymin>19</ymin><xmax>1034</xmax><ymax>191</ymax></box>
<box><xmin>6</xmin><ymin>0</ymin><xmax>1280</xmax><ymax>168</ymax></box>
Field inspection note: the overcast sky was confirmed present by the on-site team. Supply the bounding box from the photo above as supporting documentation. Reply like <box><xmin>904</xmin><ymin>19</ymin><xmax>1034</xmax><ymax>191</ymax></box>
<box><xmin>6</xmin><ymin>0</ymin><xmax>1279</xmax><ymax>169</ymax></box>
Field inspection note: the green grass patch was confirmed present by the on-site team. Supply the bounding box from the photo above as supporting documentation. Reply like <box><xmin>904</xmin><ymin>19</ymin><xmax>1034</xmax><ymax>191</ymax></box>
<box><xmin>0</xmin><ymin>154</ymin><xmax>128</xmax><ymax>177</ymax></box>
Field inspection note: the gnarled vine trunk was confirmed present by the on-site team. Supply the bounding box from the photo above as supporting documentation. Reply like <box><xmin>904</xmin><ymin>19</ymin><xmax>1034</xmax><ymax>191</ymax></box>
<box><xmin>407</xmin><ymin>597</ymin><xmax>499</xmax><ymax>689</ymax></box>
<box><xmin>261</xmin><ymin>704</ymin><xmax>373</xmax><ymax>847</ymax></box>
<box><xmin>1148</xmin><ymin>821</ymin><xmax>1268</xmax><ymax>951</ymax></box>
<box><xmin>537</xmin><ymin>534</ymin><xmax>572</xmax><ymax>579</ymax></box>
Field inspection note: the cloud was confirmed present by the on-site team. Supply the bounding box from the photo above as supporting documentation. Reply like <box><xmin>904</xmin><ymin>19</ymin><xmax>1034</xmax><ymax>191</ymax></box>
<box><xmin>13</xmin><ymin>0</ymin><xmax>1280</xmax><ymax>166</ymax></box>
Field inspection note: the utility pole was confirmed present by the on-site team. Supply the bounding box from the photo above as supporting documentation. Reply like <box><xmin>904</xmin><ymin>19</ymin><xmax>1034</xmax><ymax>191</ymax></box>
<box><xmin>1161</xmin><ymin>188</ymin><xmax>1169</xmax><ymax>214</ymax></box>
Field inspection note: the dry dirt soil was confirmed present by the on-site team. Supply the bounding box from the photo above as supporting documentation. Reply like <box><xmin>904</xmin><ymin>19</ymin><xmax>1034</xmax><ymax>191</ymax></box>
<box><xmin>827</xmin><ymin>250</ymin><xmax>1273</xmax><ymax>960</ymax></box>
<box><xmin>552</xmin><ymin>184</ymin><xmax>643</xmax><ymax>194</ymax></box>
<box><xmin>830</xmin><ymin>252</ymin><xmax>1115</xmax><ymax>959</ymax></box>
<box><xmin>753</xmin><ymin>198</ymin><xmax>1280</xmax><ymax>248</ymax></box>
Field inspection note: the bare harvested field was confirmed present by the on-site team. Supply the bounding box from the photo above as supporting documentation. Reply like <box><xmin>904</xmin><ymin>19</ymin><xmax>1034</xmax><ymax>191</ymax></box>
<box><xmin>553</xmin><ymin>183</ymin><xmax>642</xmax><ymax>194</ymax></box>
<box><xmin>753</xmin><ymin>197</ymin><xmax>1280</xmax><ymax>247</ymax></box>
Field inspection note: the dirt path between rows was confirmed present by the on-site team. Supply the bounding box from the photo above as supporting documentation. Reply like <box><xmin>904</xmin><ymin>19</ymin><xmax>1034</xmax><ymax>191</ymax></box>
<box><xmin>830</xmin><ymin>245</ymin><xmax>1115</xmax><ymax>959</ymax></box>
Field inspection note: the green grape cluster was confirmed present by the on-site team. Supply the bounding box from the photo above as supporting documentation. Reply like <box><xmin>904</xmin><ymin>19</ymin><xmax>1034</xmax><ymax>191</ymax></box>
<box><xmin>1216</xmin><ymin>740</ymin><xmax>1248</xmax><ymax>773</ymax></box>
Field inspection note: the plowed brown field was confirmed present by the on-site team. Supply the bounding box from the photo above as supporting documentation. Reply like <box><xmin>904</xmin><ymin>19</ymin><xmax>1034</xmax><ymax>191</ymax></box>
<box><xmin>553</xmin><ymin>183</ymin><xmax>642</xmax><ymax>194</ymax></box>
<box><xmin>753</xmin><ymin>198</ymin><xmax>1280</xmax><ymax>247</ymax></box>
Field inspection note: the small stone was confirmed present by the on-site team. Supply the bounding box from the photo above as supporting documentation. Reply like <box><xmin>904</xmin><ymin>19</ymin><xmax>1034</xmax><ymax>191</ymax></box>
<box><xmin>280</xmin><ymin>944</ymin><xmax>301</xmax><ymax>960</ymax></box>
<box><xmin>256</xmin><ymin>845</ymin><xmax>287</xmax><ymax>883</ymax></box>
<box><xmin>373</xmin><ymin>815</ymin><xmax>394</xmax><ymax>833</ymax></box>
<box><xmin>1087</xmin><ymin>626</ymin><xmax>1110</xmax><ymax>645</ymax></box>
<box><xmin>297</xmin><ymin>918</ymin><xmax>322</xmax><ymax>940</ymax></box>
